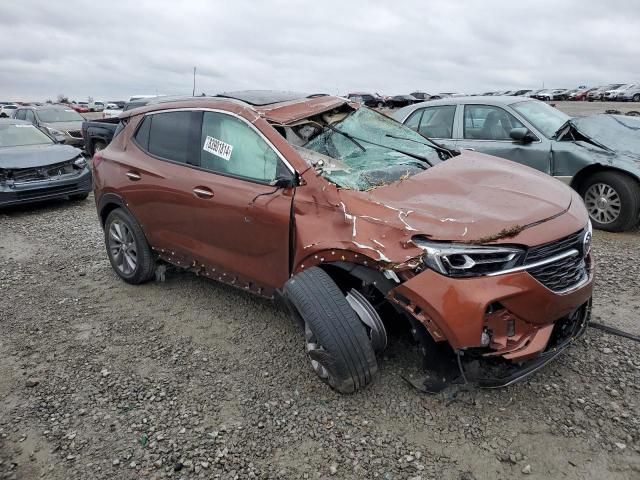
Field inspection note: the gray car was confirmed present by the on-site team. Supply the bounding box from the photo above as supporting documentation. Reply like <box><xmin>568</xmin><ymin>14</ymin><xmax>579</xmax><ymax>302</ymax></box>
<box><xmin>0</xmin><ymin>118</ymin><xmax>92</xmax><ymax>207</ymax></box>
<box><xmin>620</xmin><ymin>85</ymin><xmax>640</xmax><ymax>102</ymax></box>
<box><xmin>12</xmin><ymin>105</ymin><xmax>85</xmax><ymax>147</ymax></box>
<box><xmin>393</xmin><ymin>96</ymin><xmax>640</xmax><ymax>232</ymax></box>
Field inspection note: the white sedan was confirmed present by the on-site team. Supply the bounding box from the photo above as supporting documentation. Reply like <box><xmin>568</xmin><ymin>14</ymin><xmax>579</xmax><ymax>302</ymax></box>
<box><xmin>102</xmin><ymin>103</ymin><xmax>123</xmax><ymax>118</ymax></box>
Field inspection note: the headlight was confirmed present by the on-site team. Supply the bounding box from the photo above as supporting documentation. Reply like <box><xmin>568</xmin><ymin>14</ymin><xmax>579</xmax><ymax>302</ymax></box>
<box><xmin>48</xmin><ymin>127</ymin><xmax>66</xmax><ymax>137</ymax></box>
<box><xmin>412</xmin><ymin>237</ymin><xmax>525</xmax><ymax>277</ymax></box>
<box><xmin>73</xmin><ymin>156</ymin><xmax>87</xmax><ymax>169</ymax></box>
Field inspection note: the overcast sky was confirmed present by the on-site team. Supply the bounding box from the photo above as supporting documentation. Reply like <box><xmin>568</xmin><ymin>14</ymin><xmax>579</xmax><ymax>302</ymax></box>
<box><xmin>1</xmin><ymin>0</ymin><xmax>639</xmax><ymax>101</ymax></box>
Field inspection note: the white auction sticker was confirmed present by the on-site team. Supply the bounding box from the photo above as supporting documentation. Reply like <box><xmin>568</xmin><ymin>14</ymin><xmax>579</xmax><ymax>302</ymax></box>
<box><xmin>203</xmin><ymin>135</ymin><xmax>233</xmax><ymax>161</ymax></box>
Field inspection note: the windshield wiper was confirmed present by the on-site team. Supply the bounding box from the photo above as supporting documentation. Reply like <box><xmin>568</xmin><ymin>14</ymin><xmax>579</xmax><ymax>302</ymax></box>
<box><xmin>334</xmin><ymin>131</ymin><xmax>434</xmax><ymax>167</ymax></box>
<box><xmin>384</xmin><ymin>133</ymin><xmax>454</xmax><ymax>158</ymax></box>
<box><xmin>316</xmin><ymin>121</ymin><xmax>366</xmax><ymax>152</ymax></box>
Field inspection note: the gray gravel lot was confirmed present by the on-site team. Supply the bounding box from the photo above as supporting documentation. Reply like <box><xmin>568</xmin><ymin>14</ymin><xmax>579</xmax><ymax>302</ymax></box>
<box><xmin>1</xmin><ymin>101</ymin><xmax>639</xmax><ymax>480</ymax></box>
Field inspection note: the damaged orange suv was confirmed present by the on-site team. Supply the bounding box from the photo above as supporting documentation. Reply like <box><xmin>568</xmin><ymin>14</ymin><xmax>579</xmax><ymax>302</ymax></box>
<box><xmin>93</xmin><ymin>91</ymin><xmax>593</xmax><ymax>393</ymax></box>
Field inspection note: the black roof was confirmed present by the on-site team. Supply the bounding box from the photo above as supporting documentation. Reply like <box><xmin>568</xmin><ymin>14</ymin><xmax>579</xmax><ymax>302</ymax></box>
<box><xmin>216</xmin><ymin>90</ymin><xmax>320</xmax><ymax>106</ymax></box>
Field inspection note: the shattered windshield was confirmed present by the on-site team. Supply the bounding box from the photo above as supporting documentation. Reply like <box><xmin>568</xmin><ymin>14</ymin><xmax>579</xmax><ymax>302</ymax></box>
<box><xmin>303</xmin><ymin>107</ymin><xmax>442</xmax><ymax>190</ymax></box>
<box><xmin>511</xmin><ymin>100</ymin><xmax>570</xmax><ymax>138</ymax></box>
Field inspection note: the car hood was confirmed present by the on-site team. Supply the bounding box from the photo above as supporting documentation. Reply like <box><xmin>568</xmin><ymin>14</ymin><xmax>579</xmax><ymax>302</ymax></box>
<box><xmin>345</xmin><ymin>152</ymin><xmax>573</xmax><ymax>243</ymax></box>
<box><xmin>568</xmin><ymin>114</ymin><xmax>640</xmax><ymax>161</ymax></box>
<box><xmin>40</xmin><ymin>121</ymin><xmax>84</xmax><ymax>132</ymax></box>
<box><xmin>0</xmin><ymin>144</ymin><xmax>82</xmax><ymax>169</ymax></box>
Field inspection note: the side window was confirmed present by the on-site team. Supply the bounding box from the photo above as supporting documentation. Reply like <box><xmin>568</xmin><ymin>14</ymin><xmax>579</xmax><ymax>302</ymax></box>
<box><xmin>404</xmin><ymin>109</ymin><xmax>423</xmax><ymax>131</ymax></box>
<box><xmin>418</xmin><ymin>105</ymin><xmax>456</xmax><ymax>138</ymax></box>
<box><xmin>199</xmin><ymin>112</ymin><xmax>279</xmax><ymax>183</ymax></box>
<box><xmin>147</xmin><ymin>111</ymin><xmax>197</xmax><ymax>164</ymax></box>
<box><xmin>134</xmin><ymin>116</ymin><xmax>151</xmax><ymax>151</ymax></box>
<box><xmin>463</xmin><ymin>105</ymin><xmax>524</xmax><ymax>140</ymax></box>
<box><xmin>15</xmin><ymin>110</ymin><xmax>26</xmax><ymax>120</ymax></box>
<box><xmin>24</xmin><ymin>110</ymin><xmax>35</xmax><ymax>123</ymax></box>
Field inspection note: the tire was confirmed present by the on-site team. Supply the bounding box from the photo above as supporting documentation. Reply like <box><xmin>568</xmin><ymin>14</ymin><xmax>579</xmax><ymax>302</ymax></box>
<box><xmin>284</xmin><ymin>267</ymin><xmax>378</xmax><ymax>394</ymax></box>
<box><xmin>633</xmin><ymin>94</ymin><xmax>640</xmax><ymax>103</ymax></box>
<box><xmin>580</xmin><ymin>171</ymin><xmax>640</xmax><ymax>232</ymax></box>
<box><xmin>70</xmin><ymin>192</ymin><xmax>89</xmax><ymax>201</ymax></box>
<box><xmin>93</xmin><ymin>140</ymin><xmax>107</xmax><ymax>156</ymax></box>
<box><xmin>377</xmin><ymin>102</ymin><xmax>384</xmax><ymax>108</ymax></box>
<box><xmin>104</xmin><ymin>208</ymin><xmax>156</xmax><ymax>284</ymax></box>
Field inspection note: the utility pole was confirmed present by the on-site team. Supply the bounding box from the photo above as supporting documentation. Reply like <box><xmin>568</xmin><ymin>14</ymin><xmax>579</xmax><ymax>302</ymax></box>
<box><xmin>192</xmin><ymin>67</ymin><xmax>196</xmax><ymax>96</ymax></box>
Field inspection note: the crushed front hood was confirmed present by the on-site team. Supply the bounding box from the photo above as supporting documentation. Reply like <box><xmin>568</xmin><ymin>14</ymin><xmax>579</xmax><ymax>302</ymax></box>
<box><xmin>352</xmin><ymin>152</ymin><xmax>573</xmax><ymax>242</ymax></box>
<box><xmin>569</xmin><ymin>114</ymin><xmax>640</xmax><ymax>161</ymax></box>
<box><xmin>40</xmin><ymin>121</ymin><xmax>84</xmax><ymax>132</ymax></box>
<box><xmin>0</xmin><ymin>144</ymin><xmax>82</xmax><ymax>169</ymax></box>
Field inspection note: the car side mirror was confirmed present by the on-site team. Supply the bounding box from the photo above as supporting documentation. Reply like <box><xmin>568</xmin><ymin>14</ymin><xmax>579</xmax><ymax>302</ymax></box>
<box><xmin>510</xmin><ymin>127</ymin><xmax>535</xmax><ymax>143</ymax></box>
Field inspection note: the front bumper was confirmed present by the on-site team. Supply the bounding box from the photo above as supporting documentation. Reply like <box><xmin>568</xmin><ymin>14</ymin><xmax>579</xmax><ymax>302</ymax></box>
<box><xmin>390</xmin><ymin>258</ymin><xmax>593</xmax><ymax>348</ymax></box>
<box><xmin>0</xmin><ymin>168</ymin><xmax>92</xmax><ymax>207</ymax></box>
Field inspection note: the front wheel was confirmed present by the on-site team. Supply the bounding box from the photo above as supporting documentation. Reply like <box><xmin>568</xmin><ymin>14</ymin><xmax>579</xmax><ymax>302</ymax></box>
<box><xmin>581</xmin><ymin>171</ymin><xmax>640</xmax><ymax>232</ymax></box>
<box><xmin>284</xmin><ymin>267</ymin><xmax>378</xmax><ymax>393</ymax></box>
<box><xmin>633</xmin><ymin>94</ymin><xmax>640</xmax><ymax>102</ymax></box>
<box><xmin>104</xmin><ymin>208</ymin><xmax>156</xmax><ymax>284</ymax></box>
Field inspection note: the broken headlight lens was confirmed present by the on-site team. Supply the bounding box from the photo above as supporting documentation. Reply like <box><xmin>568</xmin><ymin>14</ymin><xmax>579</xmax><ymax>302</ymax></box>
<box><xmin>412</xmin><ymin>237</ymin><xmax>524</xmax><ymax>277</ymax></box>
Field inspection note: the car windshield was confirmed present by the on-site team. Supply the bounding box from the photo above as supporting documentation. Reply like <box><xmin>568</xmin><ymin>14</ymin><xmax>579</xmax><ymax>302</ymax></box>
<box><xmin>0</xmin><ymin>123</ymin><xmax>53</xmax><ymax>147</ymax></box>
<box><xmin>302</xmin><ymin>107</ymin><xmax>442</xmax><ymax>191</ymax></box>
<box><xmin>38</xmin><ymin>108</ymin><xmax>84</xmax><ymax>123</ymax></box>
<box><xmin>511</xmin><ymin>100</ymin><xmax>570</xmax><ymax>138</ymax></box>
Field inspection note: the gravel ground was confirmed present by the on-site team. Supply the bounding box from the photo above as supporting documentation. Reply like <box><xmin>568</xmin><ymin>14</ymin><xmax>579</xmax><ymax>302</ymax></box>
<box><xmin>1</xmin><ymin>100</ymin><xmax>639</xmax><ymax>480</ymax></box>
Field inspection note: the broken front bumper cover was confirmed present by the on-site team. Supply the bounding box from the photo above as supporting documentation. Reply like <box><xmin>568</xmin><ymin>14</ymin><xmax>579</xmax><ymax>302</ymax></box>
<box><xmin>0</xmin><ymin>168</ymin><xmax>92</xmax><ymax>207</ymax></box>
<box><xmin>458</xmin><ymin>299</ymin><xmax>591</xmax><ymax>388</ymax></box>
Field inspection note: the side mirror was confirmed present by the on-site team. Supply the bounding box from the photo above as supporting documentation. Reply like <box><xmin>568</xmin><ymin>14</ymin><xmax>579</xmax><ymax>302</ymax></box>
<box><xmin>510</xmin><ymin>127</ymin><xmax>535</xmax><ymax>143</ymax></box>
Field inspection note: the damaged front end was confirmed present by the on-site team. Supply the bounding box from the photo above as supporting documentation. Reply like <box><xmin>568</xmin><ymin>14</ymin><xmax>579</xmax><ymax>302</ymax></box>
<box><xmin>277</xmin><ymin>101</ymin><xmax>594</xmax><ymax>392</ymax></box>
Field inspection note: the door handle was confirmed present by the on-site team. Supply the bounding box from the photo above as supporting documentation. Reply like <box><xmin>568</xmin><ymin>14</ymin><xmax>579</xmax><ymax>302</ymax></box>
<box><xmin>193</xmin><ymin>186</ymin><xmax>214</xmax><ymax>199</ymax></box>
<box><xmin>126</xmin><ymin>171</ymin><xmax>141</xmax><ymax>181</ymax></box>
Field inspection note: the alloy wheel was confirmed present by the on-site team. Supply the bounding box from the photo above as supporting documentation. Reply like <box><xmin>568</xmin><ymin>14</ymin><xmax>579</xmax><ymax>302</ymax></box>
<box><xmin>584</xmin><ymin>183</ymin><xmax>621</xmax><ymax>224</ymax></box>
<box><xmin>108</xmin><ymin>220</ymin><xmax>138</xmax><ymax>275</ymax></box>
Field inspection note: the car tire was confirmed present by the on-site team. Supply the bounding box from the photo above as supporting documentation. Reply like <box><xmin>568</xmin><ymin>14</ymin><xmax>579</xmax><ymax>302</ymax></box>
<box><xmin>377</xmin><ymin>102</ymin><xmax>384</xmax><ymax>108</ymax></box>
<box><xmin>104</xmin><ymin>208</ymin><xmax>156</xmax><ymax>284</ymax></box>
<box><xmin>581</xmin><ymin>171</ymin><xmax>640</xmax><ymax>232</ymax></box>
<box><xmin>284</xmin><ymin>267</ymin><xmax>378</xmax><ymax>394</ymax></box>
<box><xmin>633</xmin><ymin>94</ymin><xmax>640</xmax><ymax>102</ymax></box>
<box><xmin>70</xmin><ymin>193</ymin><xmax>89</xmax><ymax>201</ymax></box>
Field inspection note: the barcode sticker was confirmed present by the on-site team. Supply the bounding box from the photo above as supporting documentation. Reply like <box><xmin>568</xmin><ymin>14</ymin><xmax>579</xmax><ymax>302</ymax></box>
<box><xmin>203</xmin><ymin>136</ymin><xmax>233</xmax><ymax>161</ymax></box>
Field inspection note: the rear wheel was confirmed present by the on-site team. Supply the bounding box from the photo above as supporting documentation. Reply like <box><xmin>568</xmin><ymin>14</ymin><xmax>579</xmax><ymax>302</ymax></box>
<box><xmin>104</xmin><ymin>208</ymin><xmax>156</xmax><ymax>284</ymax></box>
<box><xmin>633</xmin><ymin>94</ymin><xmax>640</xmax><ymax>102</ymax></box>
<box><xmin>581</xmin><ymin>171</ymin><xmax>640</xmax><ymax>232</ymax></box>
<box><xmin>284</xmin><ymin>267</ymin><xmax>378</xmax><ymax>394</ymax></box>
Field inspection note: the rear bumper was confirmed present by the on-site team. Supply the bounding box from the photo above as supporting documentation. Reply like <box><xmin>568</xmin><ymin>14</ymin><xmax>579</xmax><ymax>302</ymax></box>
<box><xmin>0</xmin><ymin>168</ymin><xmax>92</xmax><ymax>207</ymax></box>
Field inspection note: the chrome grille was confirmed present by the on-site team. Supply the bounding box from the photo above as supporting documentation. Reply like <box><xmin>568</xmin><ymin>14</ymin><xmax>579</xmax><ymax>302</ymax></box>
<box><xmin>525</xmin><ymin>230</ymin><xmax>588</xmax><ymax>292</ymax></box>
<box><xmin>5</xmin><ymin>160</ymin><xmax>77</xmax><ymax>183</ymax></box>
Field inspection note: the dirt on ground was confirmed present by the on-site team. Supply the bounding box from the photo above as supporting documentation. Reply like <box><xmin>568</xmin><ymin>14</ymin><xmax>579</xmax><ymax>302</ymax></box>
<box><xmin>0</xmin><ymin>194</ymin><xmax>639</xmax><ymax>480</ymax></box>
<box><xmin>2</xmin><ymin>100</ymin><xmax>640</xmax><ymax>479</ymax></box>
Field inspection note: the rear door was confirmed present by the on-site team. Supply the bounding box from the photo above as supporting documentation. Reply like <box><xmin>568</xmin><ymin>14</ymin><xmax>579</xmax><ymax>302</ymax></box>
<box><xmin>456</xmin><ymin>104</ymin><xmax>553</xmax><ymax>173</ymax></box>
<box><xmin>402</xmin><ymin>104</ymin><xmax>458</xmax><ymax>150</ymax></box>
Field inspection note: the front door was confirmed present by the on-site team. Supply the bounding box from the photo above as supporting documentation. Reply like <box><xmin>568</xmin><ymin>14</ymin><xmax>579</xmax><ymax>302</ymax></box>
<box><xmin>456</xmin><ymin>104</ymin><xmax>552</xmax><ymax>174</ymax></box>
<box><xmin>185</xmin><ymin>110</ymin><xmax>294</xmax><ymax>289</ymax></box>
